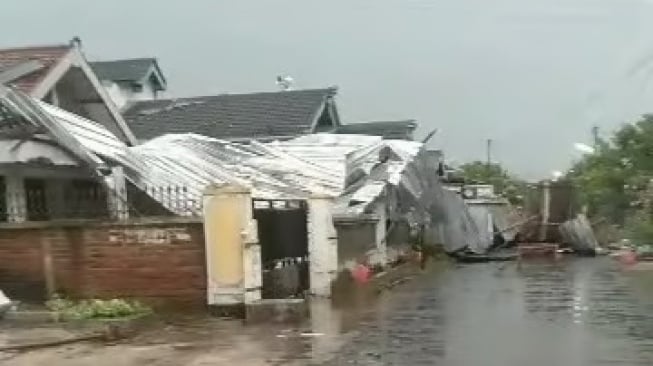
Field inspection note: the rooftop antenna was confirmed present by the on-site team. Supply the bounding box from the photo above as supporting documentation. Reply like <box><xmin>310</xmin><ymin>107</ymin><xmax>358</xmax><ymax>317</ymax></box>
<box><xmin>276</xmin><ymin>75</ymin><xmax>294</xmax><ymax>91</ymax></box>
<box><xmin>70</xmin><ymin>36</ymin><xmax>82</xmax><ymax>49</ymax></box>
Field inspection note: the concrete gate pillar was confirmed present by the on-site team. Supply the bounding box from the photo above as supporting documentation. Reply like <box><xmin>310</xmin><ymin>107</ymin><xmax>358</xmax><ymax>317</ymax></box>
<box><xmin>370</xmin><ymin>201</ymin><xmax>388</xmax><ymax>266</ymax></box>
<box><xmin>203</xmin><ymin>184</ymin><xmax>261</xmax><ymax>313</ymax></box>
<box><xmin>307</xmin><ymin>194</ymin><xmax>338</xmax><ymax>297</ymax></box>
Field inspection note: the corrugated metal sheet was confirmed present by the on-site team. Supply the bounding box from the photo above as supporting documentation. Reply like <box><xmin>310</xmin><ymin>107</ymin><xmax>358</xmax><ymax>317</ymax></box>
<box><xmin>0</xmin><ymin>85</ymin><xmax>430</xmax><ymax>222</ymax></box>
<box><xmin>0</xmin><ymin>85</ymin><xmax>494</xmax><ymax>254</ymax></box>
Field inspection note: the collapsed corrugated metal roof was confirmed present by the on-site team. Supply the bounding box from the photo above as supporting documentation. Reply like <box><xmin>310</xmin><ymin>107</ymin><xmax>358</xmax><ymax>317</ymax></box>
<box><xmin>0</xmin><ymin>85</ymin><xmax>427</xmax><ymax>218</ymax></box>
<box><xmin>0</xmin><ymin>85</ymin><xmax>491</xmax><ymax>253</ymax></box>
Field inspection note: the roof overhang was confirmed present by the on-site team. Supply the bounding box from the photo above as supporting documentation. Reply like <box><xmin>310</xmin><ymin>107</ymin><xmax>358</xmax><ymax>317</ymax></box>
<box><xmin>141</xmin><ymin>62</ymin><xmax>167</xmax><ymax>91</ymax></box>
<box><xmin>0</xmin><ymin>84</ymin><xmax>106</xmax><ymax>172</ymax></box>
<box><xmin>0</xmin><ymin>139</ymin><xmax>79</xmax><ymax>166</ymax></box>
<box><xmin>29</xmin><ymin>46</ymin><xmax>138</xmax><ymax>146</ymax></box>
<box><xmin>308</xmin><ymin>89</ymin><xmax>341</xmax><ymax>132</ymax></box>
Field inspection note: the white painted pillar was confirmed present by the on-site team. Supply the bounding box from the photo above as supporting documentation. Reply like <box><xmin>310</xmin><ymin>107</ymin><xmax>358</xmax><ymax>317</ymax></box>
<box><xmin>307</xmin><ymin>194</ymin><xmax>338</xmax><ymax>297</ymax></box>
<box><xmin>5</xmin><ymin>175</ymin><xmax>26</xmax><ymax>222</ymax></box>
<box><xmin>106</xmin><ymin>166</ymin><xmax>128</xmax><ymax>220</ymax></box>
<box><xmin>242</xmin><ymin>212</ymin><xmax>261</xmax><ymax>305</ymax></box>
<box><xmin>539</xmin><ymin>181</ymin><xmax>551</xmax><ymax>242</ymax></box>
<box><xmin>374</xmin><ymin>201</ymin><xmax>388</xmax><ymax>266</ymax></box>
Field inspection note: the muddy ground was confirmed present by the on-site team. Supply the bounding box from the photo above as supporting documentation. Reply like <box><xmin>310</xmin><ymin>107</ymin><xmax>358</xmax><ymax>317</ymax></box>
<box><xmin>1</xmin><ymin>257</ymin><xmax>652</xmax><ymax>365</ymax></box>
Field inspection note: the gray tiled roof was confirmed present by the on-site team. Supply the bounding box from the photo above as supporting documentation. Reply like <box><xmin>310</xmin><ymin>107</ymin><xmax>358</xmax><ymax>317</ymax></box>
<box><xmin>90</xmin><ymin>58</ymin><xmax>161</xmax><ymax>84</ymax></box>
<box><xmin>335</xmin><ymin>120</ymin><xmax>417</xmax><ymax>140</ymax></box>
<box><xmin>123</xmin><ymin>88</ymin><xmax>337</xmax><ymax>140</ymax></box>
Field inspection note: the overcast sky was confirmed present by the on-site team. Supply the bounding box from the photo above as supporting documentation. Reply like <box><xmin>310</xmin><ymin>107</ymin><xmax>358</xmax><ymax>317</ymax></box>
<box><xmin>3</xmin><ymin>0</ymin><xmax>653</xmax><ymax>179</ymax></box>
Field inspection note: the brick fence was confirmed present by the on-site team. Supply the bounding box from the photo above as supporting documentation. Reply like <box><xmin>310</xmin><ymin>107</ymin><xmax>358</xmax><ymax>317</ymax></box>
<box><xmin>0</xmin><ymin>218</ymin><xmax>206</xmax><ymax>308</ymax></box>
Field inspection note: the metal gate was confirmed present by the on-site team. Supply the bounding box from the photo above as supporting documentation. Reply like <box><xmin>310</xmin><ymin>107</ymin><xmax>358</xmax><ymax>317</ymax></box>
<box><xmin>252</xmin><ymin>199</ymin><xmax>309</xmax><ymax>299</ymax></box>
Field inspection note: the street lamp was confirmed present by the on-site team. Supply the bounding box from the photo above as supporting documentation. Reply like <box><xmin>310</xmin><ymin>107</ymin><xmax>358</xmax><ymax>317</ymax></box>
<box><xmin>552</xmin><ymin>171</ymin><xmax>563</xmax><ymax>180</ymax></box>
<box><xmin>573</xmin><ymin>142</ymin><xmax>595</xmax><ymax>154</ymax></box>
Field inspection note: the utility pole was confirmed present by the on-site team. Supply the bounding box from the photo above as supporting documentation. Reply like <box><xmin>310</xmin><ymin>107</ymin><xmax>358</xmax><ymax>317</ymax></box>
<box><xmin>486</xmin><ymin>138</ymin><xmax>492</xmax><ymax>168</ymax></box>
<box><xmin>591</xmin><ymin>125</ymin><xmax>599</xmax><ymax>149</ymax></box>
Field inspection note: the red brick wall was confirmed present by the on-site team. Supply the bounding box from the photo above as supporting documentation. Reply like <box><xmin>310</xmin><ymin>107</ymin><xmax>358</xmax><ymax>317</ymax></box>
<box><xmin>0</xmin><ymin>219</ymin><xmax>206</xmax><ymax>307</ymax></box>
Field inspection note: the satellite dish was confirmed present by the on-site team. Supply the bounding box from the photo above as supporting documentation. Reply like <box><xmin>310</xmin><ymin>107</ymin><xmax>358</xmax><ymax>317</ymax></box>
<box><xmin>276</xmin><ymin>75</ymin><xmax>294</xmax><ymax>91</ymax></box>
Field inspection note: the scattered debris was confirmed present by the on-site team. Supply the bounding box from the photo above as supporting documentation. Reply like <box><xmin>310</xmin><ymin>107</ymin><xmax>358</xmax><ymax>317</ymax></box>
<box><xmin>559</xmin><ymin>214</ymin><xmax>599</xmax><ymax>255</ymax></box>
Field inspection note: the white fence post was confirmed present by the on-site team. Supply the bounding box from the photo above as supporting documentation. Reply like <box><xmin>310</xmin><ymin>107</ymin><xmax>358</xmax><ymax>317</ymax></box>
<box><xmin>307</xmin><ymin>194</ymin><xmax>338</xmax><ymax>297</ymax></box>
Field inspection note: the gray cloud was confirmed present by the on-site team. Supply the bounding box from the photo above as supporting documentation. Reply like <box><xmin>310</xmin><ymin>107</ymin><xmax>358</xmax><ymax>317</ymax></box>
<box><xmin>2</xmin><ymin>0</ymin><xmax>653</xmax><ymax>179</ymax></box>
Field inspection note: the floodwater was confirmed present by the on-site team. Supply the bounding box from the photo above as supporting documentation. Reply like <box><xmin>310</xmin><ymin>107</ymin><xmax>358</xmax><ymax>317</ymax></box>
<box><xmin>2</xmin><ymin>257</ymin><xmax>653</xmax><ymax>365</ymax></box>
<box><xmin>316</xmin><ymin>258</ymin><xmax>653</xmax><ymax>365</ymax></box>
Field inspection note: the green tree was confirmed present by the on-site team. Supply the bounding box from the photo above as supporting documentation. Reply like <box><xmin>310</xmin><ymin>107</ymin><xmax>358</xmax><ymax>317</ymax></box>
<box><xmin>458</xmin><ymin>161</ymin><xmax>525</xmax><ymax>205</ymax></box>
<box><xmin>569</xmin><ymin>114</ymin><xmax>653</xmax><ymax>243</ymax></box>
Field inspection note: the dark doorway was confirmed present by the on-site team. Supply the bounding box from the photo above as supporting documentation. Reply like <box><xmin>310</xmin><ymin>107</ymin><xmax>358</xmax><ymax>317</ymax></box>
<box><xmin>253</xmin><ymin>199</ymin><xmax>309</xmax><ymax>299</ymax></box>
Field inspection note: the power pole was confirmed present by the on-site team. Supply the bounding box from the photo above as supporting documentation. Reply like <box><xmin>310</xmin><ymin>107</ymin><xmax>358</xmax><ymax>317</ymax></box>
<box><xmin>591</xmin><ymin>125</ymin><xmax>599</xmax><ymax>149</ymax></box>
<box><xmin>486</xmin><ymin>138</ymin><xmax>492</xmax><ymax>168</ymax></box>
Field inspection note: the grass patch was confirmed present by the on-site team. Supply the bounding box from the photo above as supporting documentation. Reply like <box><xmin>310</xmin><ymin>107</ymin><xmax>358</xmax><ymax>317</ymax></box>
<box><xmin>45</xmin><ymin>294</ymin><xmax>152</xmax><ymax>321</ymax></box>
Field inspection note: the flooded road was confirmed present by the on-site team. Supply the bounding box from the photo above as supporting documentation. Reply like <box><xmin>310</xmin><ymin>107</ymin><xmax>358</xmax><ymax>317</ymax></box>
<box><xmin>314</xmin><ymin>258</ymin><xmax>653</xmax><ymax>365</ymax></box>
<box><xmin>3</xmin><ymin>258</ymin><xmax>653</xmax><ymax>365</ymax></box>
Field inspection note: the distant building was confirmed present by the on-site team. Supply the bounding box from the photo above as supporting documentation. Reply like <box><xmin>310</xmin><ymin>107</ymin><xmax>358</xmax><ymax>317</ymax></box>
<box><xmin>122</xmin><ymin>87</ymin><xmax>341</xmax><ymax>142</ymax></box>
<box><xmin>90</xmin><ymin>58</ymin><xmax>166</xmax><ymax>110</ymax></box>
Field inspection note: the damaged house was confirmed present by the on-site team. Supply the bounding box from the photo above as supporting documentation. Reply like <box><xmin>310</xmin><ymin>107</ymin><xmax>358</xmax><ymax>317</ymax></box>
<box><xmin>0</xmin><ymin>39</ymin><xmax>136</xmax><ymax>145</ymax></box>
<box><xmin>0</xmin><ymin>40</ymin><xmax>491</xmax><ymax>305</ymax></box>
<box><xmin>0</xmin><ymin>83</ymin><xmax>450</xmax><ymax>303</ymax></box>
<box><xmin>90</xmin><ymin>57</ymin><xmax>167</xmax><ymax>110</ymax></box>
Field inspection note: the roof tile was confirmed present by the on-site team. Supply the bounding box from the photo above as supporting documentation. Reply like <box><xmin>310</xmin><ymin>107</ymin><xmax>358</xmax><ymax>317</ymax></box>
<box><xmin>0</xmin><ymin>45</ymin><xmax>71</xmax><ymax>93</ymax></box>
<box><xmin>336</xmin><ymin>120</ymin><xmax>417</xmax><ymax>140</ymax></box>
<box><xmin>90</xmin><ymin>58</ymin><xmax>162</xmax><ymax>85</ymax></box>
<box><xmin>123</xmin><ymin>88</ymin><xmax>337</xmax><ymax>140</ymax></box>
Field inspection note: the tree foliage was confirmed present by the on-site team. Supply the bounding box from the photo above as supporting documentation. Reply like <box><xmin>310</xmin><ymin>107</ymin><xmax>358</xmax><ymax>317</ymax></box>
<box><xmin>458</xmin><ymin>161</ymin><xmax>525</xmax><ymax>205</ymax></box>
<box><xmin>569</xmin><ymin>114</ymin><xmax>653</xmax><ymax>242</ymax></box>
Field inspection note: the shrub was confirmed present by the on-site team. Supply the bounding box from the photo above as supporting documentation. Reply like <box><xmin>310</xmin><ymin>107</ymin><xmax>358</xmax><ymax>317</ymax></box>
<box><xmin>45</xmin><ymin>295</ymin><xmax>152</xmax><ymax>320</ymax></box>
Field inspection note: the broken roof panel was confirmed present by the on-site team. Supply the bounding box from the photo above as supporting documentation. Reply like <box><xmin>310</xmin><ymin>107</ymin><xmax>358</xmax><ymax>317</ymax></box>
<box><xmin>268</xmin><ymin>134</ymin><xmax>383</xmax><ymax>188</ymax></box>
<box><xmin>122</xmin><ymin>88</ymin><xmax>338</xmax><ymax>141</ymax></box>
<box><xmin>0</xmin><ymin>85</ymin><xmax>105</xmax><ymax>170</ymax></box>
<box><xmin>0</xmin><ymin>45</ymin><xmax>70</xmax><ymax>93</ymax></box>
<box><xmin>0</xmin><ymin>85</ymin><xmax>433</xmax><ymax>225</ymax></box>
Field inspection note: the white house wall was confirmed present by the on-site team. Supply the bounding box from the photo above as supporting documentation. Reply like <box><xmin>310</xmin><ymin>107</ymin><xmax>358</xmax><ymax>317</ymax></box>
<box><xmin>101</xmin><ymin>80</ymin><xmax>157</xmax><ymax>110</ymax></box>
<box><xmin>101</xmin><ymin>81</ymin><xmax>129</xmax><ymax>110</ymax></box>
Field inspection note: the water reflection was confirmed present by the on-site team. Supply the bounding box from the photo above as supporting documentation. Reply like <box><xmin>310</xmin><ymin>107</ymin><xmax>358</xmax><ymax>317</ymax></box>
<box><xmin>316</xmin><ymin>258</ymin><xmax>653</xmax><ymax>366</ymax></box>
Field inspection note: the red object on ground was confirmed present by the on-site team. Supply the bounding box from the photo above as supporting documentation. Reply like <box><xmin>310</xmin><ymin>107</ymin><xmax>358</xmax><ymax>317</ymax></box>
<box><xmin>618</xmin><ymin>251</ymin><xmax>638</xmax><ymax>265</ymax></box>
<box><xmin>351</xmin><ymin>264</ymin><xmax>371</xmax><ymax>284</ymax></box>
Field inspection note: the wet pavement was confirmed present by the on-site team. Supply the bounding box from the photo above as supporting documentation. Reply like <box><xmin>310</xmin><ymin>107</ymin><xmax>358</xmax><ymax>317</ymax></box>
<box><xmin>2</xmin><ymin>257</ymin><xmax>653</xmax><ymax>365</ymax></box>
<box><xmin>317</xmin><ymin>257</ymin><xmax>653</xmax><ymax>365</ymax></box>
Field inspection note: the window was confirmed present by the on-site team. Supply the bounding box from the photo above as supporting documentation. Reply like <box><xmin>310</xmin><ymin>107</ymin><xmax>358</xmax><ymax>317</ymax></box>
<box><xmin>63</xmin><ymin>179</ymin><xmax>108</xmax><ymax>219</ymax></box>
<box><xmin>24</xmin><ymin>178</ymin><xmax>48</xmax><ymax>221</ymax></box>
